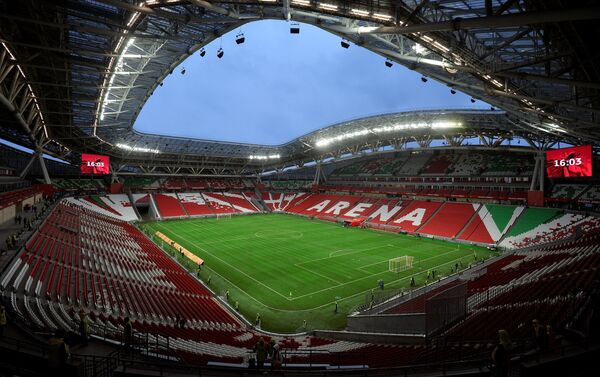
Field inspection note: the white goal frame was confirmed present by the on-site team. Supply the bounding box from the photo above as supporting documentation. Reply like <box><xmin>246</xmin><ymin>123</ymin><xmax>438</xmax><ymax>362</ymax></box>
<box><xmin>389</xmin><ymin>256</ymin><xmax>414</xmax><ymax>273</ymax></box>
<box><xmin>216</xmin><ymin>213</ymin><xmax>232</xmax><ymax>220</ymax></box>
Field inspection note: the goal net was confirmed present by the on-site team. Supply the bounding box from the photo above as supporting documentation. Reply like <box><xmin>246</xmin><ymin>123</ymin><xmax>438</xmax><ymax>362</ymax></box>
<box><xmin>216</xmin><ymin>213</ymin><xmax>232</xmax><ymax>220</ymax></box>
<box><xmin>389</xmin><ymin>256</ymin><xmax>414</xmax><ymax>273</ymax></box>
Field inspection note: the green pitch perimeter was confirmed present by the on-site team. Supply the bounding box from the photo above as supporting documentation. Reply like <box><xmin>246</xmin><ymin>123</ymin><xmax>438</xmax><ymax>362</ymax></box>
<box><xmin>142</xmin><ymin>214</ymin><xmax>494</xmax><ymax>333</ymax></box>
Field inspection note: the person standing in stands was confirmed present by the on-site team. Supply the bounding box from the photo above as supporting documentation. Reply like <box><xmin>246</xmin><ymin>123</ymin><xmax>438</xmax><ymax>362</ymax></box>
<box><xmin>271</xmin><ymin>343</ymin><xmax>283</xmax><ymax>370</ymax></box>
<box><xmin>0</xmin><ymin>303</ymin><xmax>7</xmax><ymax>336</ymax></box>
<box><xmin>78</xmin><ymin>310</ymin><xmax>89</xmax><ymax>346</ymax></box>
<box><xmin>123</xmin><ymin>317</ymin><xmax>133</xmax><ymax>349</ymax></box>
<box><xmin>491</xmin><ymin>329</ymin><xmax>511</xmax><ymax>377</ymax></box>
<box><xmin>531</xmin><ymin>319</ymin><xmax>548</xmax><ymax>351</ymax></box>
<box><xmin>48</xmin><ymin>328</ymin><xmax>70</xmax><ymax>376</ymax></box>
<box><xmin>255</xmin><ymin>337</ymin><xmax>266</xmax><ymax>369</ymax></box>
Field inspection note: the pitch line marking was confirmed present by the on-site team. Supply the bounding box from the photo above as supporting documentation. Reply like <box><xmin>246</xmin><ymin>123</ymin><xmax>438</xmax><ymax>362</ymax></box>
<box><xmin>173</xmin><ymin>220</ymin><xmax>463</xmax><ymax>302</ymax></box>
<box><xmin>151</xmin><ymin>221</ymin><xmax>477</xmax><ymax>313</ymax></box>
<box><xmin>293</xmin><ymin>263</ymin><xmax>343</xmax><ymax>285</ymax></box>
<box><xmin>289</xmin><ymin>246</ymin><xmax>465</xmax><ymax>300</ymax></box>
<box><xmin>301</xmin><ymin>244</ymin><xmax>393</xmax><ymax>265</ymax></box>
<box><xmin>154</xmin><ymin>222</ymin><xmax>293</xmax><ymax>301</ymax></box>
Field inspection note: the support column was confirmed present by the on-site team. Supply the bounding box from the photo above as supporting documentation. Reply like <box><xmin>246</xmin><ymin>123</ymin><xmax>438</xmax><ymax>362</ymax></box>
<box><xmin>529</xmin><ymin>155</ymin><xmax>539</xmax><ymax>191</ymax></box>
<box><xmin>19</xmin><ymin>153</ymin><xmax>38</xmax><ymax>179</ymax></box>
<box><xmin>537</xmin><ymin>153</ymin><xmax>545</xmax><ymax>191</ymax></box>
<box><xmin>111</xmin><ymin>169</ymin><xmax>119</xmax><ymax>184</ymax></box>
<box><xmin>37</xmin><ymin>150</ymin><xmax>51</xmax><ymax>184</ymax></box>
<box><xmin>313</xmin><ymin>162</ymin><xmax>322</xmax><ymax>185</ymax></box>
<box><xmin>319</xmin><ymin>165</ymin><xmax>327</xmax><ymax>184</ymax></box>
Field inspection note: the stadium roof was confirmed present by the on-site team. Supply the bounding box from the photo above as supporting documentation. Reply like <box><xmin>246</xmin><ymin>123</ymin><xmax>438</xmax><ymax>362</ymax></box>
<box><xmin>0</xmin><ymin>0</ymin><xmax>599</xmax><ymax>175</ymax></box>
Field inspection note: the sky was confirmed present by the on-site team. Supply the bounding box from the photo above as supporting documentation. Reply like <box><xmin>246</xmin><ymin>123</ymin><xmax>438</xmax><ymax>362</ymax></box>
<box><xmin>135</xmin><ymin>20</ymin><xmax>489</xmax><ymax>145</ymax></box>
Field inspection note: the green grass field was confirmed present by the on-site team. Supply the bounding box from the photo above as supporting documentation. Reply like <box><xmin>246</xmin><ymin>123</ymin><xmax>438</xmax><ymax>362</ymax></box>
<box><xmin>141</xmin><ymin>214</ymin><xmax>494</xmax><ymax>333</ymax></box>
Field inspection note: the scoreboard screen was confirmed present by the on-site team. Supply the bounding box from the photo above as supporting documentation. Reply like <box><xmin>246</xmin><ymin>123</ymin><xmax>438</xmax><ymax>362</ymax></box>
<box><xmin>546</xmin><ymin>145</ymin><xmax>592</xmax><ymax>178</ymax></box>
<box><xmin>81</xmin><ymin>153</ymin><xmax>110</xmax><ymax>175</ymax></box>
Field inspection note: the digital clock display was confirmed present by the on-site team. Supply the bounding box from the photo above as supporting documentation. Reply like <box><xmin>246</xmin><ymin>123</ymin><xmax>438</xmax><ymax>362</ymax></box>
<box><xmin>546</xmin><ymin>145</ymin><xmax>592</xmax><ymax>178</ymax></box>
<box><xmin>81</xmin><ymin>153</ymin><xmax>110</xmax><ymax>175</ymax></box>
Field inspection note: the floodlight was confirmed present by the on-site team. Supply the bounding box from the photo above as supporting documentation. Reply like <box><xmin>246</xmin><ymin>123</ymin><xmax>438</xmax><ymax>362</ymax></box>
<box><xmin>385</xmin><ymin>59</ymin><xmax>393</xmax><ymax>68</ymax></box>
<box><xmin>290</xmin><ymin>23</ymin><xmax>300</xmax><ymax>34</ymax></box>
<box><xmin>159</xmin><ymin>82</ymin><xmax>163</xmax><ymax>87</ymax></box>
<box><xmin>181</xmin><ymin>67</ymin><xmax>186</xmax><ymax>75</ymax></box>
<box><xmin>470</xmin><ymin>98</ymin><xmax>476</xmax><ymax>103</ymax></box>
<box><xmin>421</xmin><ymin>76</ymin><xmax>428</xmax><ymax>83</ymax></box>
<box><xmin>235</xmin><ymin>33</ymin><xmax>245</xmax><ymax>44</ymax></box>
<box><xmin>450</xmin><ymin>89</ymin><xmax>456</xmax><ymax>94</ymax></box>
<box><xmin>340</xmin><ymin>40</ymin><xmax>350</xmax><ymax>49</ymax></box>
<box><xmin>199</xmin><ymin>48</ymin><xmax>206</xmax><ymax>57</ymax></box>
<box><xmin>217</xmin><ymin>48</ymin><xmax>224</xmax><ymax>58</ymax></box>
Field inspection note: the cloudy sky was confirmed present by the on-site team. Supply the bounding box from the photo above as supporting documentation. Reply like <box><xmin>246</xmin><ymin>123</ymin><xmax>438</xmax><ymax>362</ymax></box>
<box><xmin>135</xmin><ymin>20</ymin><xmax>488</xmax><ymax>145</ymax></box>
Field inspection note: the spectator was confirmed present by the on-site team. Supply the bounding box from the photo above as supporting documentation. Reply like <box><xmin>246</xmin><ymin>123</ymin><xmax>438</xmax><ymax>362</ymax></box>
<box><xmin>531</xmin><ymin>319</ymin><xmax>548</xmax><ymax>350</ymax></box>
<box><xmin>491</xmin><ymin>329</ymin><xmax>511</xmax><ymax>377</ymax></box>
<box><xmin>123</xmin><ymin>317</ymin><xmax>133</xmax><ymax>348</ymax></box>
<box><xmin>271</xmin><ymin>343</ymin><xmax>283</xmax><ymax>370</ymax></box>
<box><xmin>0</xmin><ymin>303</ymin><xmax>6</xmax><ymax>336</ymax></box>
<box><xmin>255</xmin><ymin>337</ymin><xmax>266</xmax><ymax>368</ymax></box>
<box><xmin>48</xmin><ymin>329</ymin><xmax>70</xmax><ymax>375</ymax></box>
<box><xmin>546</xmin><ymin>325</ymin><xmax>556</xmax><ymax>351</ymax></box>
<box><xmin>78</xmin><ymin>310</ymin><xmax>89</xmax><ymax>346</ymax></box>
<box><xmin>255</xmin><ymin>313</ymin><xmax>261</xmax><ymax>326</ymax></box>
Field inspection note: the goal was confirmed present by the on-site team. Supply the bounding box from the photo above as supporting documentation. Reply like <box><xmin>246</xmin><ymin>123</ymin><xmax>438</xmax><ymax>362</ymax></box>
<box><xmin>216</xmin><ymin>213</ymin><xmax>232</xmax><ymax>220</ymax></box>
<box><xmin>389</xmin><ymin>256</ymin><xmax>414</xmax><ymax>273</ymax></box>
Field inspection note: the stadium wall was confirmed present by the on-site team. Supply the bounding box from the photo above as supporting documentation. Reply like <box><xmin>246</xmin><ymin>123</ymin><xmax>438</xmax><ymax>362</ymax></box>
<box><xmin>346</xmin><ymin>313</ymin><xmax>426</xmax><ymax>336</ymax></box>
<box><xmin>312</xmin><ymin>330</ymin><xmax>426</xmax><ymax>345</ymax></box>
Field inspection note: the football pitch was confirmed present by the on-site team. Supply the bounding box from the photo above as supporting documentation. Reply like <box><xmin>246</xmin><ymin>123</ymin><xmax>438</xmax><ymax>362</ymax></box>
<box><xmin>142</xmin><ymin>214</ymin><xmax>494</xmax><ymax>333</ymax></box>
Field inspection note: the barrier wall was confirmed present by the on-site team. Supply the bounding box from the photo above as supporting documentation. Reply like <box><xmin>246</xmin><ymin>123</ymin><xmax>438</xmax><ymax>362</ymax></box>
<box><xmin>346</xmin><ymin>313</ymin><xmax>426</xmax><ymax>335</ymax></box>
<box><xmin>425</xmin><ymin>282</ymin><xmax>467</xmax><ymax>336</ymax></box>
<box><xmin>0</xmin><ymin>204</ymin><xmax>15</xmax><ymax>225</ymax></box>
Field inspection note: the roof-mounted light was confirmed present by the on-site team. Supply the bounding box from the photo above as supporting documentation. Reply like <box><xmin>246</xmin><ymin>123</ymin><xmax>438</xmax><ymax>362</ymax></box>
<box><xmin>116</xmin><ymin>143</ymin><xmax>160</xmax><ymax>154</ymax></box>
<box><xmin>319</xmin><ymin>3</ymin><xmax>338</xmax><ymax>11</ymax></box>
<box><xmin>315</xmin><ymin>121</ymin><xmax>463</xmax><ymax>147</ymax></box>
<box><xmin>249</xmin><ymin>154</ymin><xmax>281</xmax><ymax>160</ymax></box>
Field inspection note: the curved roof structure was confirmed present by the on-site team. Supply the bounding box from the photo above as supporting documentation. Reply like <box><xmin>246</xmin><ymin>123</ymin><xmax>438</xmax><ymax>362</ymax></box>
<box><xmin>0</xmin><ymin>0</ymin><xmax>599</xmax><ymax>175</ymax></box>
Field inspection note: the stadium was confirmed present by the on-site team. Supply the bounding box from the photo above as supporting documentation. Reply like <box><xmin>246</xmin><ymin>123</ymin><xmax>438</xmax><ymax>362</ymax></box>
<box><xmin>0</xmin><ymin>1</ymin><xmax>599</xmax><ymax>376</ymax></box>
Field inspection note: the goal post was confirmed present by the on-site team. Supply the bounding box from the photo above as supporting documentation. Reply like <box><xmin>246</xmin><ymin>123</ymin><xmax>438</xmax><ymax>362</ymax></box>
<box><xmin>216</xmin><ymin>213</ymin><xmax>232</xmax><ymax>220</ymax></box>
<box><xmin>389</xmin><ymin>256</ymin><xmax>414</xmax><ymax>273</ymax></box>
